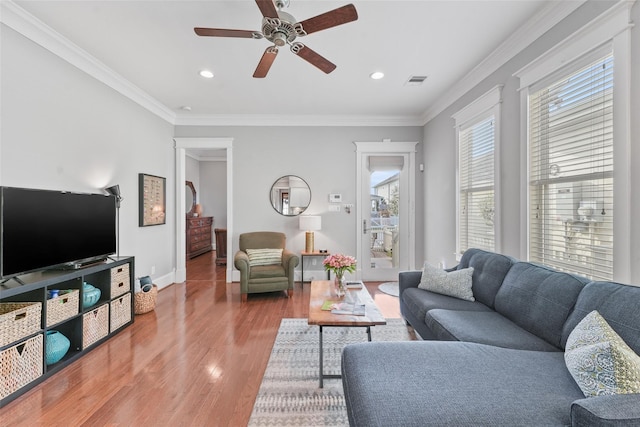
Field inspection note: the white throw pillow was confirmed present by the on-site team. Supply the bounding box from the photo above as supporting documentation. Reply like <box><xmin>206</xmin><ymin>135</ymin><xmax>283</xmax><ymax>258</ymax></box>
<box><xmin>564</xmin><ymin>310</ymin><xmax>640</xmax><ymax>397</ymax></box>
<box><xmin>418</xmin><ymin>262</ymin><xmax>475</xmax><ymax>301</ymax></box>
<box><xmin>246</xmin><ymin>248</ymin><xmax>283</xmax><ymax>266</ymax></box>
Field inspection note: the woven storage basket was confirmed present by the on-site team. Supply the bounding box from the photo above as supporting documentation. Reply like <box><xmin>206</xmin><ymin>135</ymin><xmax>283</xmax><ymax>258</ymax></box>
<box><xmin>82</xmin><ymin>304</ymin><xmax>109</xmax><ymax>350</ymax></box>
<box><xmin>0</xmin><ymin>334</ymin><xmax>43</xmax><ymax>399</ymax></box>
<box><xmin>134</xmin><ymin>285</ymin><xmax>158</xmax><ymax>315</ymax></box>
<box><xmin>110</xmin><ymin>293</ymin><xmax>132</xmax><ymax>333</ymax></box>
<box><xmin>0</xmin><ymin>302</ymin><xmax>42</xmax><ymax>347</ymax></box>
<box><xmin>110</xmin><ymin>264</ymin><xmax>131</xmax><ymax>299</ymax></box>
<box><xmin>46</xmin><ymin>290</ymin><xmax>79</xmax><ymax>327</ymax></box>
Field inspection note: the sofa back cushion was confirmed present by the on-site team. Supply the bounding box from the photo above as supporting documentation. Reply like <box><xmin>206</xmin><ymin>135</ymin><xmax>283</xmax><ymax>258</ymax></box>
<box><xmin>458</xmin><ymin>248</ymin><xmax>516</xmax><ymax>308</ymax></box>
<box><xmin>494</xmin><ymin>262</ymin><xmax>589</xmax><ymax>348</ymax></box>
<box><xmin>561</xmin><ymin>281</ymin><xmax>640</xmax><ymax>354</ymax></box>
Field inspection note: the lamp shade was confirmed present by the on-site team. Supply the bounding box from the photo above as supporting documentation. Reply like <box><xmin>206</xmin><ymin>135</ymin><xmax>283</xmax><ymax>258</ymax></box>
<box><xmin>299</xmin><ymin>215</ymin><xmax>321</xmax><ymax>231</ymax></box>
<box><xmin>105</xmin><ymin>185</ymin><xmax>121</xmax><ymax>199</ymax></box>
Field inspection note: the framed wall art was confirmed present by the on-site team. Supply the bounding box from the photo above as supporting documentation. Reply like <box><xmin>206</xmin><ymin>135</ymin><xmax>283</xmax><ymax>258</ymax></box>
<box><xmin>139</xmin><ymin>173</ymin><xmax>166</xmax><ymax>227</ymax></box>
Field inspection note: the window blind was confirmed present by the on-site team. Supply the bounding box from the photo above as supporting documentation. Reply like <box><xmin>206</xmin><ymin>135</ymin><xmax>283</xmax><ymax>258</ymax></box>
<box><xmin>529</xmin><ymin>54</ymin><xmax>613</xmax><ymax>280</ymax></box>
<box><xmin>459</xmin><ymin>115</ymin><xmax>495</xmax><ymax>253</ymax></box>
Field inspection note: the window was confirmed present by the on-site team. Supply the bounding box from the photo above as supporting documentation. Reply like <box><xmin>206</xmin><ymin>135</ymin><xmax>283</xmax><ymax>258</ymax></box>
<box><xmin>453</xmin><ymin>86</ymin><xmax>501</xmax><ymax>255</ymax></box>
<box><xmin>515</xmin><ymin>2</ymin><xmax>632</xmax><ymax>282</ymax></box>
<box><xmin>528</xmin><ymin>54</ymin><xmax>613</xmax><ymax>280</ymax></box>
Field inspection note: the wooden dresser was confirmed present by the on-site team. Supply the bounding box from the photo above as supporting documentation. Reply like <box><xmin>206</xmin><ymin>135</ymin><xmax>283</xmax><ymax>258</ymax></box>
<box><xmin>186</xmin><ymin>216</ymin><xmax>213</xmax><ymax>259</ymax></box>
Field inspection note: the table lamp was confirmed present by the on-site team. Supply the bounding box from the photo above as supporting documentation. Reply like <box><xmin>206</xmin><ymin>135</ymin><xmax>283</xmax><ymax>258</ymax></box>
<box><xmin>299</xmin><ymin>215</ymin><xmax>321</xmax><ymax>253</ymax></box>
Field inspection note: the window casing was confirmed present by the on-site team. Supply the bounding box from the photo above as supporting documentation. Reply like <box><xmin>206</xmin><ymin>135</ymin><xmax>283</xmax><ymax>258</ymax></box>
<box><xmin>453</xmin><ymin>86</ymin><xmax>501</xmax><ymax>256</ymax></box>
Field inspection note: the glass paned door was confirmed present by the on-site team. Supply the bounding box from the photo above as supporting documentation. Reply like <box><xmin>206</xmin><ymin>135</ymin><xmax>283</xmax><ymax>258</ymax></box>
<box><xmin>360</xmin><ymin>154</ymin><xmax>409</xmax><ymax>281</ymax></box>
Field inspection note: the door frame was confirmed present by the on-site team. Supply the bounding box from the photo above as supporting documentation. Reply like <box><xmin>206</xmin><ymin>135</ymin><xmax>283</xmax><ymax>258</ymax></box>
<box><xmin>174</xmin><ymin>137</ymin><xmax>234</xmax><ymax>283</ymax></box>
<box><xmin>354</xmin><ymin>141</ymin><xmax>418</xmax><ymax>281</ymax></box>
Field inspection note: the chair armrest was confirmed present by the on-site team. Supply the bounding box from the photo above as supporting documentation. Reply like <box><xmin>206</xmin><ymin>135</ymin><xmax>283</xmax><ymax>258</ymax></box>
<box><xmin>571</xmin><ymin>394</ymin><xmax>640</xmax><ymax>426</ymax></box>
<box><xmin>282</xmin><ymin>249</ymin><xmax>299</xmax><ymax>270</ymax></box>
<box><xmin>234</xmin><ymin>251</ymin><xmax>250</xmax><ymax>272</ymax></box>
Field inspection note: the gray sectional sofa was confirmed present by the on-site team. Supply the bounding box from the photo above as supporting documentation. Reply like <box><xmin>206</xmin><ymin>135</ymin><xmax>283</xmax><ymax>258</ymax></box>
<box><xmin>341</xmin><ymin>249</ymin><xmax>640</xmax><ymax>426</ymax></box>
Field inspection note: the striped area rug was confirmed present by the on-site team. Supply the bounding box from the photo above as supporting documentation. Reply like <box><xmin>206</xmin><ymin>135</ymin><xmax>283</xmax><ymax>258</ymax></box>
<box><xmin>248</xmin><ymin>318</ymin><xmax>413</xmax><ymax>426</ymax></box>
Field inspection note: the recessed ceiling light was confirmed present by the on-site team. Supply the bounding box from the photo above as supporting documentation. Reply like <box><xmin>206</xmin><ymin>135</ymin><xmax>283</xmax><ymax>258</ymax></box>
<box><xmin>199</xmin><ymin>70</ymin><xmax>214</xmax><ymax>79</ymax></box>
<box><xmin>370</xmin><ymin>72</ymin><xmax>384</xmax><ymax>80</ymax></box>
<box><xmin>180</xmin><ymin>106</ymin><xmax>192</xmax><ymax>111</ymax></box>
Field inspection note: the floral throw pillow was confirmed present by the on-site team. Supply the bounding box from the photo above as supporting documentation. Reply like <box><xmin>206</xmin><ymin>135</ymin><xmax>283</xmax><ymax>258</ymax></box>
<box><xmin>246</xmin><ymin>248</ymin><xmax>283</xmax><ymax>266</ymax></box>
<box><xmin>564</xmin><ymin>310</ymin><xmax>640</xmax><ymax>397</ymax></box>
<box><xmin>418</xmin><ymin>262</ymin><xmax>475</xmax><ymax>302</ymax></box>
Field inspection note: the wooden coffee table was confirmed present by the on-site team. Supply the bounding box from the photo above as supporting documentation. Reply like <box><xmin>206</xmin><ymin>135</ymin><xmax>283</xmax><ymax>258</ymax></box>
<box><xmin>308</xmin><ymin>280</ymin><xmax>386</xmax><ymax>387</ymax></box>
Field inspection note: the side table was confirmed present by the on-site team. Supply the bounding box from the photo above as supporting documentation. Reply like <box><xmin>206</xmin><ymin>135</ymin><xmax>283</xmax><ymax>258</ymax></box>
<box><xmin>300</xmin><ymin>251</ymin><xmax>330</xmax><ymax>285</ymax></box>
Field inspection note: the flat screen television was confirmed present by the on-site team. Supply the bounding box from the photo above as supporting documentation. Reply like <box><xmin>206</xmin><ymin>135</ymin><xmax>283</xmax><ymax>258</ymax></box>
<box><xmin>1</xmin><ymin>186</ymin><xmax>116</xmax><ymax>279</ymax></box>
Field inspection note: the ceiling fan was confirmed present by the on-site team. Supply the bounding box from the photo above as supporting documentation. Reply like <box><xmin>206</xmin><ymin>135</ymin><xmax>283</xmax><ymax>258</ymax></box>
<box><xmin>194</xmin><ymin>0</ymin><xmax>358</xmax><ymax>78</ymax></box>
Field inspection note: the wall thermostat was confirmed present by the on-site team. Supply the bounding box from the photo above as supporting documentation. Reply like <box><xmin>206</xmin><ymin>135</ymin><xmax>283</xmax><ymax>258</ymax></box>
<box><xmin>329</xmin><ymin>193</ymin><xmax>342</xmax><ymax>203</ymax></box>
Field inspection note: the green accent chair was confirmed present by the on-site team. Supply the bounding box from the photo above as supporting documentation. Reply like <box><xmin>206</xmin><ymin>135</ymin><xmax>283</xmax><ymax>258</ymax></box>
<box><xmin>234</xmin><ymin>231</ymin><xmax>299</xmax><ymax>303</ymax></box>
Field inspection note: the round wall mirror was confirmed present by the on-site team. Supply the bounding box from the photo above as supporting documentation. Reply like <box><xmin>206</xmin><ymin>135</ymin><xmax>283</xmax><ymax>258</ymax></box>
<box><xmin>186</xmin><ymin>181</ymin><xmax>196</xmax><ymax>217</ymax></box>
<box><xmin>270</xmin><ymin>175</ymin><xmax>311</xmax><ymax>216</ymax></box>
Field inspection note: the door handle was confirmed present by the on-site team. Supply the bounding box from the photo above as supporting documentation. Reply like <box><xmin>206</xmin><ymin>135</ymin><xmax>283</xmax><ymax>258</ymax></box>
<box><xmin>363</xmin><ymin>219</ymin><xmax>368</xmax><ymax>234</ymax></box>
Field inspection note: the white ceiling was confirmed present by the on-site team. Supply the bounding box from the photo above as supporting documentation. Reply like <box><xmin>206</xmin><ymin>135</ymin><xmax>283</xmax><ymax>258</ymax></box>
<box><xmin>7</xmin><ymin>0</ymin><xmax>577</xmax><ymax>126</ymax></box>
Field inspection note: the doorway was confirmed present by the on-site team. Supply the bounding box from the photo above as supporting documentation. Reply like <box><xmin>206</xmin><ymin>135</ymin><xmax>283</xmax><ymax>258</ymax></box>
<box><xmin>355</xmin><ymin>142</ymin><xmax>417</xmax><ymax>281</ymax></box>
<box><xmin>174</xmin><ymin>137</ymin><xmax>233</xmax><ymax>284</ymax></box>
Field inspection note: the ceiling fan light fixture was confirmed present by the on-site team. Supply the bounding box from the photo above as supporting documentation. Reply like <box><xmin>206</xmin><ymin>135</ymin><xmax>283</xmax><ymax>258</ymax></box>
<box><xmin>199</xmin><ymin>69</ymin><xmax>214</xmax><ymax>79</ymax></box>
<box><xmin>370</xmin><ymin>71</ymin><xmax>384</xmax><ymax>80</ymax></box>
<box><xmin>272</xmin><ymin>32</ymin><xmax>288</xmax><ymax>46</ymax></box>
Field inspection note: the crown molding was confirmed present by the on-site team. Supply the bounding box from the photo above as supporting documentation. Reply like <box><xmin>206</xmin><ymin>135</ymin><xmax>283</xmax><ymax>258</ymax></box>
<box><xmin>173</xmin><ymin>114</ymin><xmax>424</xmax><ymax>127</ymax></box>
<box><xmin>1</xmin><ymin>1</ymin><xmax>422</xmax><ymax>128</ymax></box>
<box><xmin>1</xmin><ymin>1</ymin><xmax>176</xmax><ymax>123</ymax></box>
<box><xmin>2</xmin><ymin>0</ymin><xmax>591</xmax><ymax>129</ymax></box>
<box><xmin>419</xmin><ymin>0</ymin><xmax>587</xmax><ymax>125</ymax></box>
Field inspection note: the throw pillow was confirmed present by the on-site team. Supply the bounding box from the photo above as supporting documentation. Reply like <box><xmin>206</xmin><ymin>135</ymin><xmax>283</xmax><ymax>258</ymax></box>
<box><xmin>246</xmin><ymin>248</ymin><xmax>283</xmax><ymax>266</ymax></box>
<box><xmin>418</xmin><ymin>262</ymin><xmax>475</xmax><ymax>302</ymax></box>
<box><xmin>564</xmin><ymin>310</ymin><xmax>640</xmax><ymax>397</ymax></box>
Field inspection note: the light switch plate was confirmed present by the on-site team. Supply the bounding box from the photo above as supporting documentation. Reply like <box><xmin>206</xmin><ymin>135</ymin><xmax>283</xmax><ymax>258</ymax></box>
<box><xmin>329</xmin><ymin>193</ymin><xmax>342</xmax><ymax>203</ymax></box>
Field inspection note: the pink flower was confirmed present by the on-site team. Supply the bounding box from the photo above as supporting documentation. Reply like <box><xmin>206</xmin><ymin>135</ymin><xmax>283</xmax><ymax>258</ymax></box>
<box><xmin>323</xmin><ymin>254</ymin><xmax>357</xmax><ymax>277</ymax></box>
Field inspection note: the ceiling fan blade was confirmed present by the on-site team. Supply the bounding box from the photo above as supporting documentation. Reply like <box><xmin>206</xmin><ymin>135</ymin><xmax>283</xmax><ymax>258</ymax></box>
<box><xmin>291</xmin><ymin>43</ymin><xmax>336</xmax><ymax>74</ymax></box>
<box><xmin>297</xmin><ymin>4</ymin><xmax>358</xmax><ymax>36</ymax></box>
<box><xmin>255</xmin><ymin>0</ymin><xmax>278</xmax><ymax>19</ymax></box>
<box><xmin>253</xmin><ymin>46</ymin><xmax>279</xmax><ymax>78</ymax></box>
<box><xmin>194</xmin><ymin>28</ymin><xmax>261</xmax><ymax>39</ymax></box>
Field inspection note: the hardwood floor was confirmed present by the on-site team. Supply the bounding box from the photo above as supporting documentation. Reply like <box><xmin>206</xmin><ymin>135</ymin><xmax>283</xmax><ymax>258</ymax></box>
<box><xmin>1</xmin><ymin>253</ymin><xmax>409</xmax><ymax>426</ymax></box>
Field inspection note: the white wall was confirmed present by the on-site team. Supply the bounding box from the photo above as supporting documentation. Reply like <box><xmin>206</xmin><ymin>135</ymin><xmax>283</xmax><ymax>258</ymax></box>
<box><xmin>175</xmin><ymin>126</ymin><xmax>424</xmax><ymax>266</ymax></box>
<box><xmin>422</xmin><ymin>0</ymin><xmax>640</xmax><ymax>284</ymax></box>
<box><xmin>1</xmin><ymin>24</ymin><xmax>176</xmax><ymax>287</ymax></box>
<box><xmin>200</xmin><ymin>161</ymin><xmax>227</xmax><ymax>229</ymax></box>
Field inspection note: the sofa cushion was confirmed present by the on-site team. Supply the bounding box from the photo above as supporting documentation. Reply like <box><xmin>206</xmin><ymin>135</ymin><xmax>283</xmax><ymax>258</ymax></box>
<box><xmin>341</xmin><ymin>341</ymin><xmax>583</xmax><ymax>427</ymax></box>
<box><xmin>419</xmin><ymin>263</ymin><xmax>474</xmax><ymax>301</ymax></box>
<box><xmin>494</xmin><ymin>262</ymin><xmax>589</xmax><ymax>349</ymax></box>
<box><xmin>564</xmin><ymin>310</ymin><xmax>640</xmax><ymax>397</ymax></box>
<box><xmin>425</xmin><ymin>309</ymin><xmax>560</xmax><ymax>351</ymax></box>
<box><xmin>401</xmin><ymin>287</ymin><xmax>492</xmax><ymax>329</ymax></box>
<box><xmin>246</xmin><ymin>248</ymin><xmax>282</xmax><ymax>266</ymax></box>
<box><xmin>562</xmin><ymin>281</ymin><xmax>640</xmax><ymax>355</ymax></box>
<box><xmin>458</xmin><ymin>248</ymin><xmax>517</xmax><ymax>308</ymax></box>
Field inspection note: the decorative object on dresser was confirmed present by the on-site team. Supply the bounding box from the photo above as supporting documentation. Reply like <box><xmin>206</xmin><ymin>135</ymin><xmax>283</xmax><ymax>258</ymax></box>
<box><xmin>214</xmin><ymin>228</ymin><xmax>227</xmax><ymax>265</ymax></box>
<box><xmin>187</xmin><ymin>217</ymin><xmax>213</xmax><ymax>259</ymax></box>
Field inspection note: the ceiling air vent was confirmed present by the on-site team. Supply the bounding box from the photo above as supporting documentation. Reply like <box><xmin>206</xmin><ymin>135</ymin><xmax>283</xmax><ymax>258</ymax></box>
<box><xmin>405</xmin><ymin>75</ymin><xmax>428</xmax><ymax>86</ymax></box>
